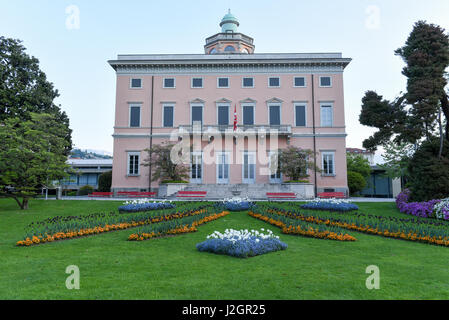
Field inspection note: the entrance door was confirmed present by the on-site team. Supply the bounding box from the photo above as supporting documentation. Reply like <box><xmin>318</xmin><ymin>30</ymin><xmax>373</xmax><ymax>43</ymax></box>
<box><xmin>191</xmin><ymin>153</ymin><xmax>202</xmax><ymax>184</ymax></box>
<box><xmin>242</xmin><ymin>152</ymin><xmax>256</xmax><ymax>184</ymax></box>
<box><xmin>217</xmin><ymin>152</ymin><xmax>229</xmax><ymax>184</ymax></box>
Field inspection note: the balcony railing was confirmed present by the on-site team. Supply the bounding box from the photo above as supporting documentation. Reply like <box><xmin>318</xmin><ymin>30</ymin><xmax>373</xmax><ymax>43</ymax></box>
<box><xmin>205</xmin><ymin>33</ymin><xmax>254</xmax><ymax>45</ymax></box>
<box><xmin>178</xmin><ymin>124</ymin><xmax>292</xmax><ymax>136</ymax></box>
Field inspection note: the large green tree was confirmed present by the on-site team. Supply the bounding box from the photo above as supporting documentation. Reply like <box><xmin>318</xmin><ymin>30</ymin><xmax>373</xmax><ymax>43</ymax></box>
<box><xmin>0</xmin><ymin>113</ymin><xmax>72</xmax><ymax>209</ymax></box>
<box><xmin>346</xmin><ymin>153</ymin><xmax>371</xmax><ymax>195</ymax></box>
<box><xmin>0</xmin><ymin>36</ymin><xmax>72</xmax><ymax>155</ymax></box>
<box><xmin>360</xmin><ymin>21</ymin><xmax>449</xmax><ymax>151</ymax></box>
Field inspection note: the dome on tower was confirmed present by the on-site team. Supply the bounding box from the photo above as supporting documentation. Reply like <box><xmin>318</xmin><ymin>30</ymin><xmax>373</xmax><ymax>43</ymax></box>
<box><xmin>220</xmin><ymin>9</ymin><xmax>239</xmax><ymax>33</ymax></box>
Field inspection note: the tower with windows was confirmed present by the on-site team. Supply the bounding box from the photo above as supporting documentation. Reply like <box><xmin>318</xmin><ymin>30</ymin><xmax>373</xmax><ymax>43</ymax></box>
<box><xmin>204</xmin><ymin>9</ymin><xmax>255</xmax><ymax>54</ymax></box>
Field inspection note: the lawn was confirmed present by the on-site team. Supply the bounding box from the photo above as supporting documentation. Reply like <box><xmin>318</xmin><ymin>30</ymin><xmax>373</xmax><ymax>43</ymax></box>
<box><xmin>1</xmin><ymin>198</ymin><xmax>449</xmax><ymax>299</ymax></box>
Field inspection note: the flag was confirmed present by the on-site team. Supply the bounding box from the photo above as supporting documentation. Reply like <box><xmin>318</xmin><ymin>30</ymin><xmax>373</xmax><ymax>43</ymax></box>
<box><xmin>233</xmin><ymin>104</ymin><xmax>237</xmax><ymax>131</ymax></box>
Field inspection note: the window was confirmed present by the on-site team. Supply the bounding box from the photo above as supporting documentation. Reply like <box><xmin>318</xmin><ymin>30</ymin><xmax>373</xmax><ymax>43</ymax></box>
<box><xmin>320</xmin><ymin>76</ymin><xmax>332</xmax><ymax>87</ymax></box>
<box><xmin>295</xmin><ymin>104</ymin><xmax>306</xmax><ymax>127</ymax></box>
<box><xmin>130</xmin><ymin>78</ymin><xmax>142</xmax><ymax>88</ymax></box>
<box><xmin>269</xmin><ymin>151</ymin><xmax>282</xmax><ymax>183</ymax></box>
<box><xmin>224</xmin><ymin>45</ymin><xmax>236</xmax><ymax>52</ymax></box>
<box><xmin>269</xmin><ymin>105</ymin><xmax>281</xmax><ymax>125</ymax></box>
<box><xmin>217</xmin><ymin>105</ymin><xmax>229</xmax><ymax>125</ymax></box>
<box><xmin>191</xmin><ymin>105</ymin><xmax>203</xmax><ymax>126</ymax></box>
<box><xmin>242</xmin><ymin>152</ymin><xmax>256</xmax><ymax>183</ymax></box>
<box><xmin>320</xmin><ymin>103</ymin><xmax>333</xmax><ymax>127</ymax></box>
<box><xmin>268</xmin><ymin>77</ymin><xmax>280</xmax><ymax>87</ymax></box>
<box><xmin>217</xmin><ymin>77</ymin><xmax>229</xmax><ymax>88</ymax></box>
<box><xmin>129</xmin><ymin>105</ymin><xmax>141</xmax><ymax>127</ymax></box>
<box><xmin>163</xmin><ymin>105</ymin><xmax>174</xmax><ymax>127</ymax></box>
<box><xmin>294</xmin><ymin>77</ymin><xmax>306</xmax><ymax>87</ymax></box>
<box><xmin>163</xmin><ymin>78</ymin><xmax>175</xmax><ymax>88</ymax></box>
<box><xmin>217</xmin><ymin>152</ymin><xmax>230</xmax><ymax>184</ymax></box>
<box><xmin>243</xmin><ymin>105</ymin><xmax>254</xmax><ymax>125</ymax></box>
<box><xmin>191</xmin><ymin>78</ymin><xmax>203</xmax><ymax>88</ymax></box>
<box><xmin>191</xmin><ymin>153</ymin><xmax>202</xmax><ymax>183</ymax></box>
<box><xmin>242</xmin><ymin>77</ymin><xmax>254</xmax><ymax>88</ymax></box>
<box><xmin>128</xmin><ymin>153</ymin><xmax>140</xmax><ymax>176</ymax></box>
<box><xmin>322</xmin><ymin>152</ymin><xmax>335</xmax><ymax>176</ymax></box>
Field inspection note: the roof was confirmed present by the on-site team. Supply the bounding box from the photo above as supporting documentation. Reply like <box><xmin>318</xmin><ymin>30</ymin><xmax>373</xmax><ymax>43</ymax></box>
<box><xmin>67</xmin><ymin>159</ymin><xmax>113</xmax><ymax>166</ymax></box>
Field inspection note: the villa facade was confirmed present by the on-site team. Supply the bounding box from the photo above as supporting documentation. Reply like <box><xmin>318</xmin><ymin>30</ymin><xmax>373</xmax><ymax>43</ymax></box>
<box><xmin>108</xmin><ymin>11</ymin><xmax>351</xmax><ymax>198</ymax></box>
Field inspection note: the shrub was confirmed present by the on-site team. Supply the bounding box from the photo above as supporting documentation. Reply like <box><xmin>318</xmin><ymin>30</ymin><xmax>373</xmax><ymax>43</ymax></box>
<box><xmin>98</xmin><ymin>171</ymin><xmax>112</xmax><ymax>192</ymax></box>
<box><xmin>221</xmin><ymin>197</ymin><xmax>253</xmax><ymax>211</ymax></box>
<box><xmin>77</xmin><ymin>185</ymin><xmax>94</xmax><ymax>196</ymax></box>
<box><xmin>347</xmin><ymin>171</ymin><xmax>367</xmax><ymax>195</ymax></box>
<box><xmin>407</xmin><ymin>138</ymin><xmax>449</xmax><ymax>201</ymax></box>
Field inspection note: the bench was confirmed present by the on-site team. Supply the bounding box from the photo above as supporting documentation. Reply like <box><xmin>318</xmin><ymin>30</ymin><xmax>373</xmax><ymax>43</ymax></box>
<box><xmin>88</xmin><ymin>192</ymin><xmax>113</xmax><ymax>198</ymax></box>
<box><xmin>117</xmin><ymin>191</ymin><xmax>157</xmax><ymax>198</ymax></box>
<box><xmin>266</xmin><ymin>192</ymin><xmax>296</xmax><ymax>199</ymax></box>
<box><xmin>176</xmin><ymin>191</ymin><xmax>207</xmax><ymax>198</ymax></box>
<box><xmin>317</xmin><ymin>192</ymin><xmax>346</xmax><ymax>199</ymax></box>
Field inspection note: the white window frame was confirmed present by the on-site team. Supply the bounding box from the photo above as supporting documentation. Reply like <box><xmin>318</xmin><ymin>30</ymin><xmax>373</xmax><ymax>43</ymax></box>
<box><xmin>242</xmin><ymin>151</ymin><xmax>256</xmax><ymax>184</ymax></box>
<box><xmin>320</xmin><ymin>102</ymin><xmax>334</xmax><ymax>127</ymax></box>
<box><xmin>241</xmin><ymin>103</ymin><xmax>255</xmax><ymax>126</ymax></box>
<box><xmin>294</xmin><ymin>103</ymin><xmax>307</xmax><ymax>127</ymax></box>
<box><xmin>268</xmin><ymin>77</ymin><xmax>281</xmax><ymax>88</ymax></box>
<box><xmin>216</xmin><ymin>151</ymin><xmax>230</xmax><ymax>184</ymax></box>
<box><xmin>242</xmin><ymin>77</ymin><xmax>255</xmax><ymax>88</ymax></box>
<box><xmin>319</xmin><ymin>76</ymin><xmax>332</xmax><ymax>88</ymax></box>
<box><xmin>162</xmin><ymin>104</ymin><xmax>175</xmax><ymax>128</ymax></box>
<box><xmin>127</xmin><ymin>152</ymin><xmax>140</xmax><ymax>176</ymax></box>
<box><xmin>216</xmin><ymin>103</ymin><xmax>231</xmax><ymax>126</ymax></box>
<box><xmin>191</xmin><ymin>77</ymin><xmax>203</xmax><ymax>88</ymax></box>
<box><xmin>293</xmin><ymin>76</ymin><xmax>307</xmax><ymax>88</ymax></box>
<box><xmin>267</xmin><ymin>102</ymin><xmax>282</xmax><ymax>126</ymax></box>
<box><xmin>163</xmin><ymin>77</ymin><xmax>176</xmax><ymax>88</ymax></box>
<box><xmin>129</xmin><ymin>78</ymin><xmax>143</xmax><ymax>89</ymax></box>
<box><xmin>129</xmin><ymin>104</ymin><xmax>141</xmax><ymax>128</ymax></box>
<box><xmin>321</xmin><ymin>151</ymin><xmax>336</xmax><ymax>176</ymax></box>
<box><xmin>217</xmin><ymin>77</ymin><xmax>230</xmax><ymax>88</ymax></box>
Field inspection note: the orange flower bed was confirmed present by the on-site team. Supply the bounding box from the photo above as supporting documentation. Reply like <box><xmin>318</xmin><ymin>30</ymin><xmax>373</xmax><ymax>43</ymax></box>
<box><xmin>128</xmin><ymin>211</ymin><xmax>230</xmax><ymax>241</ymax></box>
<box><xmin>248</xmin><ymin>211</ymin><xmax>356</xmax><ymax>242</ymax></box>
<box><xmin>263</xmin><ymin>208</ymin><xmax>449</xmax><ymax>247</ymax></box>
<box><xmin>16</xmin><ymin>209</ymin><xmax>208</xmax><ymax>247</ymax></box>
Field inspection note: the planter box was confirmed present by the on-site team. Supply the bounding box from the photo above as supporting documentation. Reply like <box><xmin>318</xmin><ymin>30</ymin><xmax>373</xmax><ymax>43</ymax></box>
<box><xmin>158</xmin><ymin>183</ymin><xmax>188</xmax><ymax>197</ymax></box>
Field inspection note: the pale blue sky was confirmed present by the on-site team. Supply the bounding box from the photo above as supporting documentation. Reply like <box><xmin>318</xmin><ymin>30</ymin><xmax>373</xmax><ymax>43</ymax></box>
<box><xmin>1</xmin><ymin>0</ymin><xmax>449</xmax><ymax>158</ymax></box>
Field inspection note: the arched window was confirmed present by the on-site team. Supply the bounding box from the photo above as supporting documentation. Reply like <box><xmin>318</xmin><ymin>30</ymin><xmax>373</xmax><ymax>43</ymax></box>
<box><xmin>242</xmin><ymin>48</ymin><xmax>250</xmax><ymax>54</ymax></box>
<box><xmin>209</xmin><ymin>48</ymin><xmax>217</xmax><ymax>54</ymax></box>
<box><xmin>224</xmin><ymin>45</ymin><xmax>236</xmax><ymax>52</ymax></box>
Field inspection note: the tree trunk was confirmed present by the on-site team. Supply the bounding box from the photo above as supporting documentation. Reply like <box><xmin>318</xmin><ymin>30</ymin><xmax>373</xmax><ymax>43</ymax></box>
<box><xmin>441</xmin><ymin>93</ymin><xmax>449</xmax><ymax>141</ymax></box>
<box><xmin>22</xmin><ymin>198</ymin><xmax>29</xmax><ymax>210</ymax></box>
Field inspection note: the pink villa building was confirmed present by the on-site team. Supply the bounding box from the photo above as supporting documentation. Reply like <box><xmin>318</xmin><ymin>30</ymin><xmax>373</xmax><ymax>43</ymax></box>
<box><xmin>108</xmin><ymin>11</ymin><xmax>351</xmax><ymax>198</ymax></box>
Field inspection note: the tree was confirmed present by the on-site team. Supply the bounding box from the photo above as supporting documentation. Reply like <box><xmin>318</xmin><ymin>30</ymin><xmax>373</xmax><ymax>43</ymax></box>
<box><xmin>278</xmin><ymin>146</ymin><xmax>318</xmax><ymax>181</ymax></box>
<box><xmin>346</xmin><ymin>153</ymin><xmax>371</xmax><ymax>178</ymax></box>
<box><xmin>0</xmin><ymin>113</ymin><xmax>72</xmax><ymax>209</ymax></box>
<box><xmin>347</xmin><ymin>171</ymin><xmax>366</xmax><ymax>195</ymax></box>
<box><xmin>143</xmin><ymin>143</ymin><xmax>190</xmax><ymax>182</ymax></box>
<box><xmin>0</xmin><ymin>36</ymin><xmax>72</xmax><ymax>155</ymax></box>
<box><xmin>98</xmin><ymin>171</ymin><xmax>112</xmax><ymax>192</ymax></box>
<box><xmin>360</xmin><ymin>21</ymin><xmax>449</xmax><ymax>151</ymax></box>
<box><xmin>346</xmin><ymin>153</ymin><xmax>371</xmax><ymax>195</ymax></box>
<box><xmin>378</xmin><ymin>141</ymin><xmax>415</xmax><ymax>180</ymax></box>
<box><xmin>407</xmin><ymin>138</ymin><xmax>449</xmax><ymax>201</ymax></box>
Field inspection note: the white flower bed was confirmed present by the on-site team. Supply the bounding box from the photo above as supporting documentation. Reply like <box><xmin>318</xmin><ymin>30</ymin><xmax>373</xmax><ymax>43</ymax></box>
<box><xmin>206</xmin><ymin>228</ymin><xmax>279</xmax><ymax>243</ymax></box>
<box><xmin>123</xmin><ymin>199</ymin><xmax>173</xmax><ymax>205</ymax></box>
<box><xmin>434</xmin><ymin>198</ymin><xmax>449</xmax><ymax>220</ymax></box>
<box><xmin>308</xmin><ymin>198</ymin><xmax>353</xmax><ymax>204</ymax></box>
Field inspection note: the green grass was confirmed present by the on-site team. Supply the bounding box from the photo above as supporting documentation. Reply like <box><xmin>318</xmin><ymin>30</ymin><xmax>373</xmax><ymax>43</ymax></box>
<box><xmin>1</xmin><ymin>198</ymin><xmax>449</xmax><ymax>299</ymax></box>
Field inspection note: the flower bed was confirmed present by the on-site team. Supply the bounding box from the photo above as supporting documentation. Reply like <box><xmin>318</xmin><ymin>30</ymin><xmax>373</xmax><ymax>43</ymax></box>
<box><xmin>301</xmin><ymin>198</ymin><xmax>358</xmax><ymax>212</ymax></box>
<box><xmin>16</xmin><ymin>202</ymin><xmax>212</xmax><ymax>246</ymax></box>
<box><xmin>118</xmin><ymin>199</ymin><xmax>175</xmax><ymax>213</ymax></box>
<box><xmin>221</xmin><ymin>197</ymin><xmax>253</xmax><ymax>211</ymax></box>
<box><xmin>259</xmin><ymin>202</ymin><xmax>449</xmax><ymax>247</ymax></box>
<box><xmin>196</xmin><ymin>228</ymin><xmax>287</xmax><ymax>258</ymax></box>
<box><xmin>396</xmin><ymin>189</ymin><xmax>441</xmax><ymax>219</ymax></box>
<box><xmin>128</xmin><ymin>210</ymin><xmax>229</xmax><ymax>241</ymax></box>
